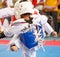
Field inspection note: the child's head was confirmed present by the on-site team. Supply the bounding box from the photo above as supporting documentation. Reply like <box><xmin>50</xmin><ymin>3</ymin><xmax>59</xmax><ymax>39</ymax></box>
<box><xmin>14</xmin><ymin>1</ymin><xmax>34</xmax><ymax>19</ymax></box>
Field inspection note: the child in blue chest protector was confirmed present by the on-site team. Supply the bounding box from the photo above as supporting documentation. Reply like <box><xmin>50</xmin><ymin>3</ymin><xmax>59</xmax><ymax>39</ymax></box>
<box><xmin>4</xmin><ymin>1</ymin><xmax>57</xmax><ymax>57</ymax></box>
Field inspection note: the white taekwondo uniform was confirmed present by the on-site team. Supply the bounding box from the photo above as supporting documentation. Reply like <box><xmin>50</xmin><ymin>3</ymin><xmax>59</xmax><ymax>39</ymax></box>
<box><xmin>4</xmin><ymin>15</ymin><xmax>54</xmax><ymax>57</ymax></box>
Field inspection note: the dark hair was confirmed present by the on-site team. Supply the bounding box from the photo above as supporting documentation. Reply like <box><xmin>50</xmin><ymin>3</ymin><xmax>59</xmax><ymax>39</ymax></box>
<box><xmin>22</xmin><ymin>13</ymin><xmax>32</xmax><ymax>15</ymax></box>
<box><xmin>19</xmin><ymin>0</ymin><xmax>28</xmax><ymax>3</ymax></box>
<box><xmin>58</xmin><ymin>4</ymin><xmax>60</xmax><ymax>9</ymax></box>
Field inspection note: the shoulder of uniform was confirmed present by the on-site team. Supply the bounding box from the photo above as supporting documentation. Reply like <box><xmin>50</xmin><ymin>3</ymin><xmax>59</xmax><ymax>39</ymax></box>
<box><xmin>11</xmin><ymin>19</ymin><xmax>26</xmax><ymax>26</ymax></box>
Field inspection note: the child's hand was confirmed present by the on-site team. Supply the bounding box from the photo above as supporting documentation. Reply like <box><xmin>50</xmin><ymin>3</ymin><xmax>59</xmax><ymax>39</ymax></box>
<box><xmin>10</xmin><ymin>44</ymin><xmax>19</xmax><ymax>52</ymax></box>
<box><xmin>51</xmin><ymin>31</ymin><xmax>57</xmax><ymax>37</ymax></box>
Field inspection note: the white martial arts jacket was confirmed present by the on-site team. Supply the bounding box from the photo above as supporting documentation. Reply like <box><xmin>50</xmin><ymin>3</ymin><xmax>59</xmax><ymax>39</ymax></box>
<box><xmin>4</xmin><ymin>15</ymin><xmax>54</xmax><ymax>49</ymax></box>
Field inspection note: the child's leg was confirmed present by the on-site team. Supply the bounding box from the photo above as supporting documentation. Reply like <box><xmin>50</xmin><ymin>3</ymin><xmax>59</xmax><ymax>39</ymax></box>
<box><xmin>21</xmin><ymin>45</ymin><xmax>36</xmax><ymax>57</ymax></box>
<box><xmin>24</xmin><ymin>52</ymin><xmax>36</xmax><ymax>57</ymax></box>
<box><xmin>22</xmin><ymin>51</ymin><xmax>36</xmax><ymax>57</ymax></box>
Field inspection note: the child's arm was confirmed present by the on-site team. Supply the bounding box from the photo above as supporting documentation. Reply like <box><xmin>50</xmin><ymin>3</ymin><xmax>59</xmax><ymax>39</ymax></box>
<box><xmin>4</xmin><ymin>22</ymin><xmax>25</xmax><ymax>37</ymax></box>
<box><xmin>43</xmin><ymin>22</ymin><xmax>57</xmax><ymax>37</ymax></box>
<box><xmin>41</xmin><ymin>15</ymin><xmax>57</xmax><ymax>37</ymax></box>
<box><xmin>8</xmin><ymin>34</ymin><xmax>20</xmax><ymax>51</ymax></box>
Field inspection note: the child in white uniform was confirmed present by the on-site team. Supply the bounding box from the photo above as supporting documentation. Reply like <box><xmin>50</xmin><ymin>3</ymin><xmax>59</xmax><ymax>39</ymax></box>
<box><xmin>0</xmin><ymin>0</ymin><xmax>14</xmax><ymax>18</ymax></box>
<box><xmin>4</xmin><ymin>1</ymin><xmax>57</xmax><ymax>57</ymax></box>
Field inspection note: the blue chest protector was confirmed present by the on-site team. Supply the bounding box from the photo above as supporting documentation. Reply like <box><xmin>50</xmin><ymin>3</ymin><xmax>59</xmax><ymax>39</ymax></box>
<box><xmin>19</xmin><ymin>30</ymin><xmax>38</xmax><ymax>49</ymax></box>
<box><xmin>19</xmin><ymin>23</ymin><xmax>44</xmax><ymax>49</ymax></box>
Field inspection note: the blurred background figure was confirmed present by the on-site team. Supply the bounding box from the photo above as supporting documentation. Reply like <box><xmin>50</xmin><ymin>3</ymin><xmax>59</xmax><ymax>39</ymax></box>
<box><xmin>44</xmin><ymin>0</ymin><xmax>58</xmax><ymax>34</ymax></box>
<box><xmin>0</xmin><ymin>0</ymin><xmax>17</xmax><ymax>39</ymax></box>
<box><xmin>31</xmin><ymin>0</ymin><xmax>45</xmax><ymax>14</ymax></box>
<box><xmin>0</xmin><ymin>18</ymin><xmax>10</xmax><ymax>38</ymax></box>
<box><xmin>1</xmin><ymin>0</ymin><xmax>13</xmax><ymax>8</ymax></box>
<box><xmin>57</xmin><ymin>0</ymin><xmax>60</xmax><ymax>36</ymax></box>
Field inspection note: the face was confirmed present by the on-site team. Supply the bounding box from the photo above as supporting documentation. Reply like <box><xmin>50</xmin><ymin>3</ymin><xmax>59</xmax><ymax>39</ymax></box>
<box><xmin>21</xmin><ymin>13</ymin><xmax>32</xmax><ymax>21</ymax></box>
<box><xmin>21</xmin><ymin>13</ymin><xmax>33</xmax><ymax>24</ymax></box>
